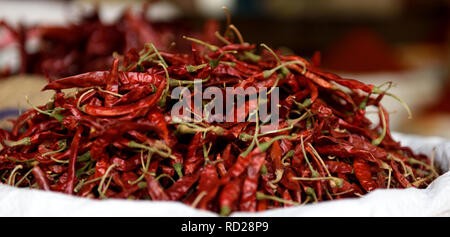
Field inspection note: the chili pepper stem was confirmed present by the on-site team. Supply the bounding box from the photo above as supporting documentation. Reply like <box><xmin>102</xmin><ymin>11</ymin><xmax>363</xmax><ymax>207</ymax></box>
<box><xmin>182</xmin><ymin>36</ymin><xmax>218</xmax><ymax>52</ymax></box>
<box><xmin>222</xmin><ymin>6</ymin><xmax>232</xmax><ymax>37</ymax></box>
<box><xmin>214</xmin><ymin>31</ymin><xmax>231</xmax><ymax>45</ymax></box>
<box><xmin>300</xmin><ymin>135</ymin><xmax>319</xmax><ymax>177</ymax></box>
<box><xmin>305</xmin><ymin>187</ymin><xmax>318</xmax><ymax>203</ymax></box>
<box><xmin>15</xmin><ymin>167</ymin><xmax>33</xmax><ymax>187</ymax></box>
<box><xmin>292</xmin><ymin>176</ymin><xmax>344</xmax><ymax>189</ymax></box>
<box><xmin>281</xmin><ymin>150</ymin><xmax>295</xmax><ymax>166</ymax></box>
<box><xmin>4</xmin><ymin>137</ymin><xmax>31</xmax><ymax>147</ymax></box>
<box><xmin>155</xmin><ymin>173</ymin><xmax>176</xmax><ymax>183</ymax></box>
<box><xmin>256</xmin><ymin>191</ymin><xmax>299</xmax><ymax>206</ymax></box>
<box><xmin>372</xmin><ymin>86</ymin><xmax>412</xmax><ymax>119</ymax></box>
<box><xmin>98</xmin><ymin>163</ymin><xmax>118</xmax><ymax>199</ymax></box>
<box><xmin>308</xmin><ymin>143</ymin><xmax>332</xmax><ymax>177</ymax></box>
<box><xmin>372</xmin><ymin>107</ymin><xmax>386</xmax><ymax>146</ymax></box>
<box><xmin>76</xmin><ymin>88</ymin><xmax>95</xmax><ymax>109</ymax></box>
<box><xmin>6</xmin><ymin>155</ymin><xmax>35</xmax><ymax>163</ymax></box>
<box><xmin>268</xmin><ymin>169</ymin><xmax>284</xmax><ymax>189</ymax></box>
<box><xmin>173</xmin><ymin>163</ymin><xmax>184</xmax><ymax>178</ymax></box>
<box><xmin>129</xmin><ymin>151</ymin><xmax>153</xmax><ymax>185</ymax></box>
<box><xmin>228</xmin><ymin>24</ymin><xmax>245</xmax><ymax>45</ymax></box>
<box><xmin>25</xmin><ymin>96</ymin><xmax>65</xmax><ymax>122</ymax></box>
<box><xmin>191</xmin><ymin>191</ymin><xmax>208</xmax><ymax>208</ymax></box>
<box><xmin>7</xmin><ymin>165</ymin><xmax>23</xmax><ymax>186</ymax></box>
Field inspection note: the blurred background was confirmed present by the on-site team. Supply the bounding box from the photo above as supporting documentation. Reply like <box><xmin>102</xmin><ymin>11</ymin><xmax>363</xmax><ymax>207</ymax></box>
<box><xmin>0</xmin><ymin>0</ymin><xmax>449</xmax><ymax>138</ymax></box>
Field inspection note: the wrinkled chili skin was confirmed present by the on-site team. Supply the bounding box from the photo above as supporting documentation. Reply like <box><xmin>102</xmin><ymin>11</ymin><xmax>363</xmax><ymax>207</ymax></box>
<box><xmin>0</xmin><ymin>17</ymin><xmax>439</xmax><ymax>216</ymax></box>
<box><xmin>353</xmin><ymin>157</ymin><xmax>377</xmax><ymax>192</ymax></box>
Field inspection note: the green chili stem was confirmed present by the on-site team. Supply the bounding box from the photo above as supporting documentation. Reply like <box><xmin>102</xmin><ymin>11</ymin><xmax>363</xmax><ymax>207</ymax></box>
<box><xmin>372</xmin><ymin>108</ymin><xmax>387</xmax><ymax>146</ymax></box>
<box><xmin>256</xmin><ymin>192</ymin><xmax>299</xmax><ymax>206</ymax></box>
<box><xmin>7</xmin><ymin>165</ymin><xmax>23</xmax><ymax>185</ymax></box>
<box><xmin>257</xmin><ymin>134</ymin><xmax>297</xmax><ymax>153</ymax></box>
<box><xmin>6</xmin><ymin>155</ymin><xmax>35</xmax><ymax>163</ymax></box>
<box><xmin>191</xmin><ymin>191</ymin><xmax>208</xmax><ymax>208</ymax></box>
<box><xmin>372</xmin><ymin>86</ymin><xmax>412</xmax><ymax>119</ymax></box>
<box><xmin>98</xmin><ymin>163</ymin><xmax>118</xmax><ymax>199</ymax></box>
<box><xmin>292</xmin><ymin>176</ymin><xmax>344</xmax><ymax>189</ymax></box>
<box><xmin>128</xmin><ymin>141</ymin><xmax>175</xmax><ymax>160</ymax></box>
<box><xmin>305</xmin><ymin>187</ymin><xmax>318</xmax><ymax>202</ymax></box>
<box><xmin>155</xmin><ymin>173</ymin><xmax>176</xmax><ymax>184</ymax></box>
<box><xmin>260</xmin><ymin>43</ymin><xmax>289</xmax><ymax>77</ymax></box>
<box><xmin>281</xmin><ymin>150</ymin><xmax>295</xmax><ymax>166</ymax></box>
<box><xmin>173</xmin><ymin>163</ymin><xmax>183</xmax><ymax>178</ymax></box>
<box><xmin>214</xmin><ymin>31</ymin><xmax>231</xmax><ymax>45</ymax></box>
<box><xmin>263</xmin><ymin>60</ymin><xmax>306</xmax><ymax>78</ymax></box>
<box><xmin>220</xmin><ymin>206</ymin><xmax>231</xmax><ymax>217</ymax></box>
<box><xmin>96</xmin><ymin>87</ymin><xmax>123</xmax><ymax>98</ymax></box>
<box><xmin>15</xmin><ymin>168</ymin><xmax>33</xmax><ymax>187</ymax></box>
<box><xmin>129</xmin><ymin>151</ymin><xmax>153</xmax><ymax>185</ymax></box>
<box><xmin>300</xmin><ymin>135</ymin><xmax>319</xmax><ymax>177</ymax></box>
<box><xmin>308</xmin><ymin>143</ymin><xmax>331</xmax><ymax>177</ymax></box>
<box><xmin>42</xmin><ymin>140</ymin><xmax>67</xmax><ymax>157</ymax></box>
<box><xmin>182</xmin><ymin>36</ymin><xmax>218</xmax><ymax>52</ymax></box>
<box><xmin>26</xmin><ymin>96</ymin><xmax>64</xmax><ymax>122</ymax></box>
<box><xmin>148</xmin><ymin>43</ymin><xmax>167</xmax><ymax>68</ymax></box>
<box><xmin>4</xmin><ymin>137</ymin><xmax>31</xmax><ymax>147</ymax></box>
<box><xmin>186</xmin><ymin>64</ymin><xmax>207</xmax><ymax>72</ymax></box>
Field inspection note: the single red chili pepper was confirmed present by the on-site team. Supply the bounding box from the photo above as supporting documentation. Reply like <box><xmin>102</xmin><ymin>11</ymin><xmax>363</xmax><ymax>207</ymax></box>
<box><xmin>12</xmin><ymin>110</ymin><xmax>38</xmax><ymax>138</ymax></box>
<box><xmin>82</xmin><ymin>76</ymin><xmax>165</xmax><ymax>117</ymax></box>
<box><xmin>219</xmin><ymin>177</ymin><xmax>242</xmax><ymax>216</ymax></box>
<box><xmin>165</xmin><ymin>172</ymin><xmax>200</xmax><ymax>201</ymax></box>
<box><xmin>197</xmin><ymin>164</ymin><xmax>220</xmax><ymax>209</ymax></box>
<box><xmin>145</xmin><ymin>173</ymin><xmax>169</xmax><ymax>201</ymax></box>
<box><xmin>65</xmin><ymin>126</ymin><xmax>83</xmax><ymax>194</ymax></box>
<box><xmin>111</xmin><ymin>154</ymin><xmax>141</xmax><ymax>172</ymax></box>
<box><xmin>315</xmin><ymin>144</ymin><xmax>379</xmax><ymax>164</ymax></box>
<box><xmin>112</xmin><ymin>85</ymin><xmax>154</xmax><ymax>106</ymax></box>
<box><xmin>390</xmin><ymin>159</ymin><xmax>413</xmax><ymax>188</ymax></box>
<box><xmin>310</xmin><ymin>67</ymin><xmax>374</xmax><ymax>93</ymax></box>
<box><xmin>240</xmin><ymin>151</ymin><xmax>266</xmax><ymax>211</ymax></box>
<box><xmin>89</xmin><ymin>121</ymin><xmax>160</xmax><ymax>160</ymax></box>
<box><xmin>353</xmin><ymin>157</ymin><xmax>377</xmax><ymax>192</ymax></box>
<box><xmin>32</xmin><ymin>165</ymin><xmax>50</xmax><ymax>191</ymax></box>
<box><xmin>43</xmin><ymin>71</ymin><xmax>110</xmax><ymax>91</ymax></box>
<box><xmin>325</xmin><ymin>161</ymin><xmax>353</xmax><ymax>174</ymax></box>
<box><xmin>104</xmin><ymin>58</ymin><xmax>120</xmax><ymax>107</ymax></box>
<box><xmin>18</xmin><ymin>120</ymin><xmax>60</xmax><ymax>140</ymax></box>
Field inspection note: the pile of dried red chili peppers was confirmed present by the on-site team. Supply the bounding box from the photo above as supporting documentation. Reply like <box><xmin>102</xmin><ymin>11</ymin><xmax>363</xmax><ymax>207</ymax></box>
<box><xmin>0</xmin><ymin>4</ymin><xmax>211</xmax><ymax>79</ymax></box>
<box><xmin>0</xmin><ymin>20</ymin><xmax>442</xmax><ymax>215</ymax></box>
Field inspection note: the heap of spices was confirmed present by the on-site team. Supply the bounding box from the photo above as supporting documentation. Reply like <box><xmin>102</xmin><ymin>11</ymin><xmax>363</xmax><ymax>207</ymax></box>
<box><xmin>0</xmin><ymin>10</ymin><xmax>442</xmax><ymax>215</ymax></box>
<box><xmin>0</xmin><ymin>5</ymin><xmax>214</xmax><ymax>79</ymax></box>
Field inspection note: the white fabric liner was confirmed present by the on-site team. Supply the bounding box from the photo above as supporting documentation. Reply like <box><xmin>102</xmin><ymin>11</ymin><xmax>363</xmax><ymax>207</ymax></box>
<box><xmin>0</xmin><ymin>132</ymin><xmax>449</xmax><ymax>217</ymax></box>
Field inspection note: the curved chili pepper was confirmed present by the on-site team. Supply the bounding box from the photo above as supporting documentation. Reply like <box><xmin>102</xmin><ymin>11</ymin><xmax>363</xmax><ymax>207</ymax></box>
<box><xmin>145</xmin><ymin>173</ymin><xmax>169</xmax><ymax>201</ymax></box>
<box><xmin>82</xmin><ymin>76</ymin><xmax>165</xmax><ymax>117</ymax></box>
<box><xmin>66</xmin><ymin>126</ymin><xmax>84</xmax><ymax>194</ymax></box>
<box><xmin>353</xmin><ymin>157</ymin><xmax>377</xmax><ymax>192</ymax></box>
<box><xmin>104</xmin><ymin>58</ymin><xmax>120</xmax><ymax>107</ymax></box>
<box><xmin>165</xmin><ymin>172</ymin><xmax>200</xmax><ymax>201</ymax></box>
<box><xmin>390</xmin><ymin>159</ymin><xmax>413</xmax><ymax>188</ymax></box>
<box><xmin>197</xmin><ymin>164</ymin><xmax>220</xmax><ymax>209</ymax></box>
<box><xmin>325</xmin><ymin>161</ymin><xmax>353</xmax><ymax>174</ymax></box>
<box><xmin>219</xmin><ymin>177</ymin><xmax>242</xmax><ymax>216</ymax></box>
<box><xmin>31</xmin><ymin>165</ymin><xmax>51</xmax><ymax>191</ymax></box>
<box><xmin>240</xmin><ymin>151</ymin><xmax>266</xmax><ymax>211</ymax></box>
